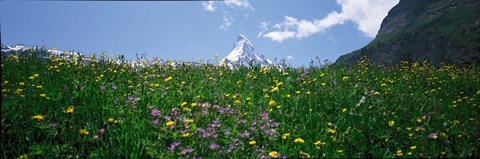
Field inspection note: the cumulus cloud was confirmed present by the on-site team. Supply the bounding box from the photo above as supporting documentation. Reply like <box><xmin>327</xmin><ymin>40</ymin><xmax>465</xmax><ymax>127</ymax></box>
<box><xmin>220</xmin><ymin>11</ymin><xmax>234</xmax><ymax>31</ymax></box>
<box><xmin>261</xmin><ymin>0</ymin><xmax>399</xmax><ymax>42</ymax></box>
<box><xmin>202</xmin><ymin>1</ymin><xmax>216</xmax><ymax>12</ymax></box>
<box><xmin>285</xmin><ymin>55</ymin><xmax>294</xmax><ymax>60</ymax></box>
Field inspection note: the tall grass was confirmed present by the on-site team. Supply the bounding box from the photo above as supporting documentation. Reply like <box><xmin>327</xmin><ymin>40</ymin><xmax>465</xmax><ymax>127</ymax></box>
<box><xmin>1</xmin><ymin>49</ymin><xmax>479</xmax><ymax>158</ymax></box>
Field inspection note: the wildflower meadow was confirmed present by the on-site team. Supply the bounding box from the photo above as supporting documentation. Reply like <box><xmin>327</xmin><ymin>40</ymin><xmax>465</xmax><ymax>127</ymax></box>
<box><xmin>2</xmin><ymin>48</ymin><xmax>479</xmax><ymax>158</ymax></box>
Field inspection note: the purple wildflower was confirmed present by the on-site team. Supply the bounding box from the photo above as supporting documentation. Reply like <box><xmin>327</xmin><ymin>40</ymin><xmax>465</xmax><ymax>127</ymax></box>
<box><xmin>250</xmin><ymin>126</ymin><xmax>256</xmax><ymax>131</ymax></box>
<box><xmin>172</xmin><ymin>108</ymin><xmax>180</xmax><ymax>117</ymax></box>
<box><xmin>224</xmin><ymin>130</ymin><xmax>231</xmax><ymax>135</ymax></box>
<box><xmin>98</xmin><ymin>128</ymin><xmax>105</xmax><ymax>135</ymax></box>
<box><xmin>112</xmin><ymin>85</ymin><xmax>117</xmax><ymax>90</ymax></box>
<box><xmin>239</xmin><ymin>131</ymin><xmax>251</xmax><ymax>138</ymax></box>
<box><xmin>127</xmin><ymin>96</ymin><xmax>135</xmax><ymax>101</ymax></box>
<box><xmin>153</xmin><ymin>118</ymin><xmax>159</xmax><ymax>126</ymax></box>
<box><xmin>100</xmin><ymin>86</ymin><xmax>106</xmax><ymax>90</ymax></box>
<box><xmin>161</xmin><ymin>74</ymin><xmax>166</xmax><ymax>77</ymax></box>
<box><xmin>263</xmin><ymin>129</ymin><xmax>276</xmax><ymax>136</ymax></box>
<box><xmin>94</xmin><ymin>135</ymin><xmax>100</xmax><ymax>141</ymax></box>
<box><xmin>151</xmin><ymin>108</ymin><xmax>161</xmax><ymax>117</ymax></box>
<box><xmin>202</xmin><ymin>102</ymin><xmax>211</xmax><ymax>108</ymax></box>
<box><xmin>169</xmin><ymin>142</ymin><xmax>180</xmax><ymax>151</ymax></box>
<box><xmin>163</xmin><ymin>116</ymin><xmax>172</xmax><ymax>121</ymax></box>
<box><xmin>50</xmin><ymin>123</ymin><xmax>57</xmax><ymax>127</ymax></box>
<box><xmin>180</xmin><ymin>148</ymin><xmax>194</xmax><ymax>155</ymax></box>
<box><xmin>149</xmin><ymin>74</ymin><xmax>157</xmax><ymax>77</ymax></box>
<box><xmin>226</xmin><ymin>143</ymin><xmax>236</xmax><ymax>153</ymax></box>
<box><xmin>240</xmin><ymin>119</ymin><xmax>247</xmax><ymax>124</ymax></box>
<box><xmin>209</xmin><ymin>143</ymin><xmax>220</xmax><ymax>150</ymax></box>
<box><xmin>259</xmin><ymin>112</ymin><xmax>269</xmax><ymax>118</ymax></box>
<box><xmin>211</xmin><ymin>133</ymin><xmax>218</xmax><ymax>138</ymax></box>
<box><xmin>147</xmin><ymin>105</ymin><xmax>154</xmax><ymax>109</ymax></box>
<box><xmin>213</xmin><ymin>104</ymin><xmax>220</xmax><ymax>109</ymax></box>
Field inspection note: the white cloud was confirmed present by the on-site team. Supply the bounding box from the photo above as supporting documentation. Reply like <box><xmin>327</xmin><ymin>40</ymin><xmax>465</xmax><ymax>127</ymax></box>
<box><xmin>224</xmin><ymin>0</ymin><xmax>253</xmax><ymax>10</ymax></box>
<box><xmin>257</xmin><ymin>21</ymin><xmax>269</xmax><ymax>38</ymax></box>
<box><xmin>261</xmin><ymin>0</ymin><xmax>399</xmax><ymax>42</ymax></box>
<box><xmin>285</xmin><ymin>55</ymin><xmax>294</xmax><ymax>60</ymax></box>
<box><xmin>202</xmin><ymin>1</ymin><xmax>216</xmax><ymax>12</ymax></box>
<box><xmin>220</xmin><ymin>11</ymin><xmax>234</xmax><ymax>32</ymax></box>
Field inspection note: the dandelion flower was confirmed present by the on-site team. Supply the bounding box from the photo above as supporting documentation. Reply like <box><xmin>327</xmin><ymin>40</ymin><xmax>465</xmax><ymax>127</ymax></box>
<box><xmin>269</xmin><ymin>151</ymin><xmax>278</xmax><ymax>158</ymax></box>
<box><xmin>166</xmin><ymin>121</ymin><xmax>175</xmax><ymax>126</ymax></box>
<box><xmin>410</xmin><ymin>146</ymin><xmax>416</xmax><ymax>150</ymax></box>
<box><xmin>32</xmin><ymin>115</ymin><xmax>44</xmax><ymax>121</ymax></box>
<box><xmin>327</xmin><ymin>128</ymin><xmax>336</xmax><ymax>134</ymax></box>
<box><xmin>268</xmin><ymin>100</ymin><xmax>276</xmax><ymax>106</ymax></box>
<box><xmin>294</xmin><ymin>138</ymin><xmax>305</xmax><ymax>143</ymax></box>
<box><xmin>39</xmin><ymin>94</ymin><xmax>47</xmax><ymax>97</ymax></box>
<box><xmin>342</xmin><ymin>108</ymin><xmax>347</xmax><ymax>113</ymax></box>
<box><xmin>337</xmin><ymin>149</ymin><xmax>343</xmax><ymax>153</ymax></box>
<box><xmin>373</xmin><ymin>91</ymin><xmax>380</xmax><ymax>95</ymax></box>
<box><xmin>249</xmin><ymin>140</ymin><xmax>256</xmax><ymax>145</ymax></box>
<box><xmin>182</xmin><ymin>133</ymin><xmax>190</xmax><ymax>137</ymax></box>
<box><xmin>281</xmin><ymin>133</ymin><xmax>290</xmax><ymax>139</ymax></box>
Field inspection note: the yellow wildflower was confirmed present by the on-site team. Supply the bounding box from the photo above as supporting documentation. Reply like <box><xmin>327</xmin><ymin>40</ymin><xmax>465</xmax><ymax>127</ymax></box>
<box><xmin>388</xmin><ymin>120</ymin><xmax>395</xmax><ymax>127</ymax></box>
<box><xmin>337</xmin><ymin>149</ymin><xmax>343</xmax><ymax>153</ymax></box>
<box><xmin>34</xmin><ymin>74</ymin><xmax>39</xmax><ymax>77</ymax></box>
<box><xmin>327</xmin><ymin>128</ymin><xmax>336</xmax><ymax>134</ymax></box>
<box><xmin>342</xmin><ymin>108</ymin><xmax>347</xmax><ymax>113</ymax></box>
<box><xmin>249</xmin><ymin>140</ymin><xmax>256</xmax><ymax>145</ymax></box>
<box><xmin>164</xmin><ymin>76</ymin><xmax>173</xmax><ymax>82</ymax></box>
<box><xmin>28</xmin><ymin>76</ymin><xmax>35</xmax><ymax>80</ymax></box>
<box><xmin>294</xmin><ymin>138</ymin><xmax>305</xmax><ymax>143</ymax></box>
<box><xmin>269</xmin><ymin>151</ymin><xmax>278</xmax><ymax>158</ymax></box>
<box><xmin>191</xmin><ymin>102</ymin><xmax>197</xmax><ymax>107</ymax></box>
<box><xmin>182</xmin><ymin>133</ymin><xmax>190</xmax><ymax>137</ymax></box>
<box><xmin>410</xmin><ymin>146</ymin><xmax>416</xmax><ymax>150</ymax></box>
<box><xmin>65</xmin><ymin>106</ymin><xmax>75</xmax><ymax>113</ymax></box>
<box><xmin>416</xmin><ymin>118</ymin><xmax>422</xmax><ymax>123</ymax></box>
<box><xmin>19</xmin><ymin>82</ymin><xmax>25</xmax><ymax>86</ymax></box>
<box><xmin>79</xmin><ymin>129</ymin><xmax>89</xmax><ymax>135</ymax></box>
<box><xmin>185</xmin><ymin>119</ymin><xmax>194</xmax><ymax>123</ymax></box>
<box><xmin>321</xmin><ymin>82</ymin><xmax>326</xmax><ymax>87</ymax></box>
<box><xmin>374</xmin><ymin>91</ymin><xmax>380</xmax><ymax>95</ymax></box>
<box><xmin>39</xmin><ymin>94</ymin><xmax>47</xmax><ymax>97</ymax></box>
<box><xmin>281</xmin><ymin>133</ymin><xmax>290</xmax><ymax>139</ymax></box>
<box><xmin>299</xmin><ymin>151</ymin><xmax>311</xmax><ymax>158</ymax></box>
<box><xmin>342</xmin><ymin>76</ymin><xmax>349</xmax><ymax>80</ymax></box>
<box><xmin>108</xmin><ymin>118</ymin><xmax>114</xmax><ymax>123</ymax></box>
<box><xmin>181</xmin><ymin>102</ymin><xmax>188</xmax><ymax>107</ymax></box>
<box><xmin>32</xmin><ymin>115</ymin><xmax>44</xmax><ymax>121</ymax></box>
<box><xmin>268</xmin><ymin>100</ymin><xmax>276</xmax><ymax>106</ymax></box>
<box><xmin>36</xmin><ymin>85</ymin><xmax>43</xmax><ymax>89</ymax></box>
<box><xmin>166</xmin><ymin>121</ymin><xmax>175</xmax><ymax>126</ymax></box>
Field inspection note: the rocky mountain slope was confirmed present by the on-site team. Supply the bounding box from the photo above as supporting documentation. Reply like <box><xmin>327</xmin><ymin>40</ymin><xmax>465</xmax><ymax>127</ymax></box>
<box><xmin>336</xmin><ymin>0</ymin><xmax>480</xmax><ymax>67</ymax></box>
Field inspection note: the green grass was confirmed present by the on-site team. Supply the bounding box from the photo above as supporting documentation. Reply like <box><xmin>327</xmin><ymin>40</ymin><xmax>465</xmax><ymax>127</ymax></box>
<box><xmin>2</xmin><ymin>49</ymin><xmax>479</xmax><ymax>158</ymax></box>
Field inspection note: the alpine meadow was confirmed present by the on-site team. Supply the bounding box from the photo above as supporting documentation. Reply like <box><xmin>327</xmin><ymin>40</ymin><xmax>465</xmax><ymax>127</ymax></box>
<box><xmin>1</xmin><ymin>48</ymin><xmax>479</xmax><ymax>158</ymax></box>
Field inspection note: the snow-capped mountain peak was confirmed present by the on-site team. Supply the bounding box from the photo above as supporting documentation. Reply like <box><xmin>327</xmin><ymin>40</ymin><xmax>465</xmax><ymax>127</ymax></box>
<box><xmin>220</xmin><ymin>34</ymin><xmax>274</xmax><ymax>68</ymax></box>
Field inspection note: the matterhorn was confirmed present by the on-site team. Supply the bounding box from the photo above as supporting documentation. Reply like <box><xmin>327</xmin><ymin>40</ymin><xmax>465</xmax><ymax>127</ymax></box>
<box><xmin>220</xmin><ymin>34</ymin><xmax>275</xmax><ymax>68</ymax></box>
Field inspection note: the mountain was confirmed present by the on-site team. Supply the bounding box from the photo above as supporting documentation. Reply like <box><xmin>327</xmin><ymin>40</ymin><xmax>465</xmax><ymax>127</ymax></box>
<box><xmin>220</xmin><ymin>34</ymin><xmax>275</xmax><ymax>68</ymax></box>
<box><xmin>336</xmin><ymin>0</ymin><xmax>480</xmax><ymax>67</ymax></box>
<box><xmin>1</xmin><ymin>44</ymin><xmax>85</xmax><ymax>60</ymax></box>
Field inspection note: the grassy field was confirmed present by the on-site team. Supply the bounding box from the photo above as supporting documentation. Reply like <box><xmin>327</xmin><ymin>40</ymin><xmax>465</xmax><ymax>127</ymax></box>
<box><xmin>2</xmin><ymin>48</ymin><xmax>479</xmax><ymax>158</ymax></box>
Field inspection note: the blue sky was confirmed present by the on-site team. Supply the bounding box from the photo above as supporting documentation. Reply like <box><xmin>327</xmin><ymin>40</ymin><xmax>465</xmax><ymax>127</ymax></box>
<box><xmin>1</xmin><ymin>0</ymin><xmax>399</xmax><ymax>66</ymax></box>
